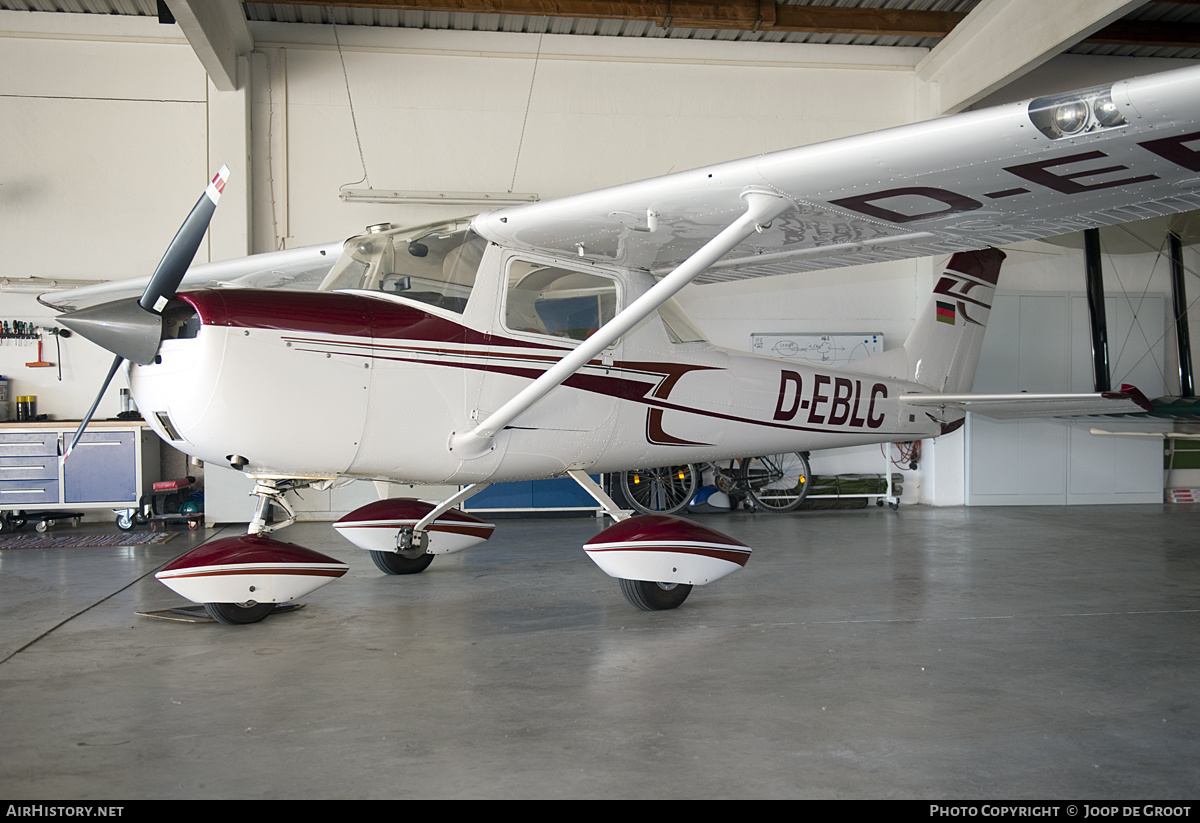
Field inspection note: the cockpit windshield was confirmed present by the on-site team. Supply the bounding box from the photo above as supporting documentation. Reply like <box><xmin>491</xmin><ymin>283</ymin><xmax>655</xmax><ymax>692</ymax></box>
<box><xmin>319</xmin><ymin>218</ymin><xmax>486</xmax><ymax>314</ymax></box>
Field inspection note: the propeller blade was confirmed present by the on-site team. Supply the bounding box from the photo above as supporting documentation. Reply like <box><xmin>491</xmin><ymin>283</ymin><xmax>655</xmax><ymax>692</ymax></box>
<box><xmin>62</xmin><ymin>166</ymin><xmax>229</xmax><ymax>461</ymax></box>
<box><xmin>65</xmin><ymin>354</ymin><xmax>124</xmax><ymax>461</ymax></box>
<box><xmin>58</xmin><ymin>165</ymin><xmax>230</xmax><ymax>364</ymax></box>
<box><xmin>140</xmin><ymin>164</ymin><xmax>229</xmax><ymax>313</ymax></box>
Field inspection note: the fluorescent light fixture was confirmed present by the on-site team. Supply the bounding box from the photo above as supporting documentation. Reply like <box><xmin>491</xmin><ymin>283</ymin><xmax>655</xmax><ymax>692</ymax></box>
<box><xmin>340</xmin><ymin>188</ymin><xmax>539</xmax><ymax>206</ymax></box>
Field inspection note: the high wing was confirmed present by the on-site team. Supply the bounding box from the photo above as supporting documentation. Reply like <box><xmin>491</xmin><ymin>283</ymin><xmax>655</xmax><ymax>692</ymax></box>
<box><xmin>43</xmin><ymin>66</ymin><xmax>1200</xmax><ymax>311</ymax></box>
<box><xmin>476</xmin><ymin>65</ymin><xmax>1200</xmax><ymax>283</ymax></box>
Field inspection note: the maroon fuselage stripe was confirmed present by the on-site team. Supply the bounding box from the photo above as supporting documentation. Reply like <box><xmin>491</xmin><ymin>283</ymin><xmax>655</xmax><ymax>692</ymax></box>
<box><xmin>182</xmin><ymin>289</ymin><xmax>912</xmax><ymax>437</ymax></box>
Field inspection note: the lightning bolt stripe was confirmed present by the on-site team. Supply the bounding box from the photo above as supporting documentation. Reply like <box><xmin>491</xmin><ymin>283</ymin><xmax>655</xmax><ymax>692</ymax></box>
<box><xmin>179</xmin><ymin>289</ymin><xmax>913</xmax><ymax>439</ymax></box>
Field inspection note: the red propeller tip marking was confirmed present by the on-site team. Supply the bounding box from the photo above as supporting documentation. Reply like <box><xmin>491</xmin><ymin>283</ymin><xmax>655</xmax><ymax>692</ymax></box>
<box><xmin>206</xmin><ymin>165</ymin><xmax>230</xmax><ymax>203</ymax></box>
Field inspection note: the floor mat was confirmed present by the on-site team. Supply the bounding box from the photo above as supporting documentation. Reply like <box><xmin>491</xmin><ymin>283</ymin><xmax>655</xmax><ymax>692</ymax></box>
<box><xmin>0</xmin><ymin>532</ymin><xmax>178</xmax><ymax>549</ymax></box>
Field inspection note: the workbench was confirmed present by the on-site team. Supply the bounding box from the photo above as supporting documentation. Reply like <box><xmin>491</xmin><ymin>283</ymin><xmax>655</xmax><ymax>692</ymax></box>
<box><xmin>0</xmin><ymin>421</ymin><xmax>160</xmax><ymax>531</ymax></box>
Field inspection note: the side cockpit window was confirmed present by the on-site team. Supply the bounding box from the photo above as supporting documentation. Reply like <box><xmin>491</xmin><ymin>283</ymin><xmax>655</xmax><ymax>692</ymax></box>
<box><xmin>320</xmin><ymin>219</ymin><xmax>485</xmax><ymax>315</ymax></box>
<box><xmin>505</xmin><ymin>260</ymin><xmax>618</xmax><ymax>342</ymax></box>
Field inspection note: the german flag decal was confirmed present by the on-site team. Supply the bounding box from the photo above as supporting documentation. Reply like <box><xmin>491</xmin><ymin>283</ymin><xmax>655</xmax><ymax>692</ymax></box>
<box><xmin>936</xmin><ymin>300</ymin><xmax>956</xmax><ymax>325</ymax></box>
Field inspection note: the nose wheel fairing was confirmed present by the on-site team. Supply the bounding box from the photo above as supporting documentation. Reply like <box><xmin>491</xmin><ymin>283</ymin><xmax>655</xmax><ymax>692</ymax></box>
<box><xmin>155</xmin><ymin>534</ymin><xmax>349</xmax><ymax>607</ymax></box>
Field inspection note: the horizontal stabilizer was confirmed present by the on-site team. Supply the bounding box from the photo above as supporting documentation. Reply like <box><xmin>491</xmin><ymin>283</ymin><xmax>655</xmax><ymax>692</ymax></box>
<box><xmin>900</xmin><ymin>386</ymin><xmax>1153</xmax><ymax>419</ymax></box>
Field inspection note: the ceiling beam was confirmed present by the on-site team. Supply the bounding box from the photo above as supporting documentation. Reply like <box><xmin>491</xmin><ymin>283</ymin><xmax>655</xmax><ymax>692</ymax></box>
<box><xmin>917</xmin><ymin>0</ymin><xmax>1152</xmax><ymax>115</ymax></box>
<box><xmin>167</xmin><ymin>0</ymin><xmax>254</xmax><ymax>91</ymax></box>
<box><xmin>247</xmin><ymin>1</ymin><xmax>1200</xmax><ymax>46</ymax></box>
<box><xmin>248</xmin><ymin>1</ymin><xmax>960</xmax><ymax>35</ymax></box>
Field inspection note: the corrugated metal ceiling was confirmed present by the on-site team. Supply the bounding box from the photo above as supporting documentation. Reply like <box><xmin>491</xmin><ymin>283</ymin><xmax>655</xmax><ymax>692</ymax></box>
<box><xmin>3</xmin><ymin>1</ymin><xmax>1199</xmax><ymax>59</ymax></box>
<box><xmin>240</xmin><ymin>1</ymin><xmax>980</xmax><ymax>49</ymax></box>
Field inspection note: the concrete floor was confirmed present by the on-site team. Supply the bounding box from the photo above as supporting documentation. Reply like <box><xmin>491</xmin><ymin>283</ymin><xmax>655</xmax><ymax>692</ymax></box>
<box><xmin>1</xmin><ymin>504</ymin><xmax>1198</xmax><ymax>799</ymax></box>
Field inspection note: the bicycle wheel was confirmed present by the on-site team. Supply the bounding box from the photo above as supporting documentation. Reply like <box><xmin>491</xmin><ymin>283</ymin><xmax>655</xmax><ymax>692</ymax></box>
<box><xmin>741</xmin><ymin>452</ymin><xmax>810</xmax><ymax>513</ymax></box>
<box><xmin>620</xmin><ymin>465</ymin><xmax>699</xmax><ymax>515</ymax></box>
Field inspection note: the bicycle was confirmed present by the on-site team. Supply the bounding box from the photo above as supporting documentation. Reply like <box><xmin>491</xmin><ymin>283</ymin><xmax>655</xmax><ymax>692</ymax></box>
<box><xmin>619</xmin><ymin>452</ymin><xmax>811</xmax><ymax>515</ymax></box>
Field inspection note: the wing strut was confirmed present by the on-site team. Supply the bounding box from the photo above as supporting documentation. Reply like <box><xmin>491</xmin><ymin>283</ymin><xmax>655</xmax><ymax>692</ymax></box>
<box><xmin>412</xmin><ymin>483</ymin><xmax>491</xmax><ymax>533</ymax></box>
<box><xmin>566</xmin><ymin>469</ymin><xmax>632</xmax><ymax>522</ymax></box>
<box><xmin>448</xmin><ymin>189</ymin><xmax>794</xmax><ymax>459</ymax></box>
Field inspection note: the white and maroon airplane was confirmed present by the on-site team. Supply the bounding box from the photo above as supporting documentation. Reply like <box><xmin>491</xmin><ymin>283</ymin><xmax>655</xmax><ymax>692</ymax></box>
<box><xmin>43</xmin><ymin>64</ymin><xmax>1200</xmax><ymax>623</ymax></box>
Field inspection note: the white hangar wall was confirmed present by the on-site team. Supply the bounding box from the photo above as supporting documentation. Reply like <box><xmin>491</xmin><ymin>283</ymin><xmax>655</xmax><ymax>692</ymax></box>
<box><xmin>245</xmin><ymin>23</ymin><xmax>923</xmax><ymax>250</ymax></box>
<box><xmin>0</xmin><ymin>13</ymin><xmax>207</xmax><ymax>419</ymax></box>
<box><xmin>0</xmin><ymin>10</ymin><xmax>1197</xmax><ymax>506</ymax></box>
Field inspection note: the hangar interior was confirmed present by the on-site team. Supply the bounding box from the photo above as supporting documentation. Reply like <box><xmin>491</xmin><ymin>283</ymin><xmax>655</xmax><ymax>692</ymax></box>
<box><xmin>2</xmin><ymin>0</ymin><xmax>1200</xmax><ymax>800</ymax></box>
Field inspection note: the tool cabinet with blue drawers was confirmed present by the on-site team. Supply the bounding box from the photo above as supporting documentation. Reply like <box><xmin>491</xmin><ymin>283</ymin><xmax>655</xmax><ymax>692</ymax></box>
<box><xmin>0</xmin><ymin>422</ymin><xmax>159</xmax><ymax>532</ymax></box>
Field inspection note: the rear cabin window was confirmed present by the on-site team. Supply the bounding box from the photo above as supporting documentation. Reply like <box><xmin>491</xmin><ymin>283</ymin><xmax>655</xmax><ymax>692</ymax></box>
<box><xmin>505</xmin><ymin>261</ymin><xmax>618</xmax><ymax>341</ymax></box>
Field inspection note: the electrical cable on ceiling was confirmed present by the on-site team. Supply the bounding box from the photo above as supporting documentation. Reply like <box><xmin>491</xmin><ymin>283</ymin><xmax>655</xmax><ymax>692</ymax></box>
<box><xmin>253</xmin><ymin>48</ymin><xmax>285</xmax><ymax>250</ymax></box>
<box><xmin>510</xmin><ymin>26</ymin><xmax>546</xmax><ymax>194</ymax></box>
<box><xmin>330</xmin><ymin>8</ymin><xmax>371</xmax><ymax>193</ymax></box>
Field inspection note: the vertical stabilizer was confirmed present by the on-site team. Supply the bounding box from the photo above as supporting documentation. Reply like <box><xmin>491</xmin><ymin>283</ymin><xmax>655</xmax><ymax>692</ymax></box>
<box><xmin>852</xmin><ymin>248</ymin><xmax>1005</xmax><ymax>392</ymax></box>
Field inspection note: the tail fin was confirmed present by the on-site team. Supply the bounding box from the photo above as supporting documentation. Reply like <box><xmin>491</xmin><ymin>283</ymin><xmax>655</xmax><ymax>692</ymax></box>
<box><xmin>852</xmin><ymin>248</ymin><xmax>1005</xmax><ymax>392</ymax></box>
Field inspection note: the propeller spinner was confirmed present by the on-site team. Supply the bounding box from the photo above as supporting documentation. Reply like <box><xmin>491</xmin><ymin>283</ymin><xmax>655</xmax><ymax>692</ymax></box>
<box><xmin>59</xmin><ymin>165</ymin><xmax>229</xmax><ymax>458</ymax></box>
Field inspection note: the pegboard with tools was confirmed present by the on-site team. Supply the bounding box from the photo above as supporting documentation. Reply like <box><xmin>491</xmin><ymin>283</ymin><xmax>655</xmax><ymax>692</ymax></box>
<box><xmin>1</xmin><ymin>322</ymin><xmax>69</xmax><ymax>377</ymax></box>
<box><xmin>1</xmin><ymin>321</ymin><xmax>41</xmax><ymax>343</ymax></box>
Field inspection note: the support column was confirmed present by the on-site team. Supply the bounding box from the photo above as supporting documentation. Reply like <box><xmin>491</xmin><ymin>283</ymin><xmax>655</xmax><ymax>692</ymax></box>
<box><xmin>1084</xmin><ymin>228</ymin><xmax>1111</xmax><ymax>393</ymax></box>
<box><xmin>207</xmin><ymin>55</ymin><xmax>251</xmax><ymax>261</ymax></box>
<box><xmin>1169</xmin><ymin>231</ymin><xmax>1195</xmax><ymax>398</ymax></box>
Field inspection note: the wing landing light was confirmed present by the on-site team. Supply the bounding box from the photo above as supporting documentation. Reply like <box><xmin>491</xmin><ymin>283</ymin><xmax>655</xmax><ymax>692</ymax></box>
<box><xmin>58</xmin><ymin>165</ymin><xmax>229</xmax><ymax>459</ymax></box>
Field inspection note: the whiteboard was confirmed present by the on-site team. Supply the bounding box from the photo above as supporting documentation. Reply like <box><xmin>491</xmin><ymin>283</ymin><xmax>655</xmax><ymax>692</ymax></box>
<box><xmin>750</xmin><ymin>332</ymin><xmax>883</xmax><ymax>367</ymax></box>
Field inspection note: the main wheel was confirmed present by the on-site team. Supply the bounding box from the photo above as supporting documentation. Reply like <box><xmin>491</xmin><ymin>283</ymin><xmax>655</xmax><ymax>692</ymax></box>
<box><xmin>115</xmin><ymin>510</ymin><xmax>136</xmax><ymax>531</ymax></box>
<box><xmin>619</xmin><ymin>579</ymin><xmax>693</xmax><ymax>611</ymax></box>
<box><xmin>370</xmin><ymin>550</ymin><xmax>435</xmax><ymax>575</ymax></box>
<box><xmin>741</xmin><ymin>452</ymin><xmax>811</xmax><ymax>513</ymax></box>
<box><xmin>619</xmin><ymin>464</ymin><xmax>699</xmax><ymax>515</ymax></box>
<box><xmin>204</xmin><ymin>602</ymin><xmax>275</xmax><ymax>625</ymax></box>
